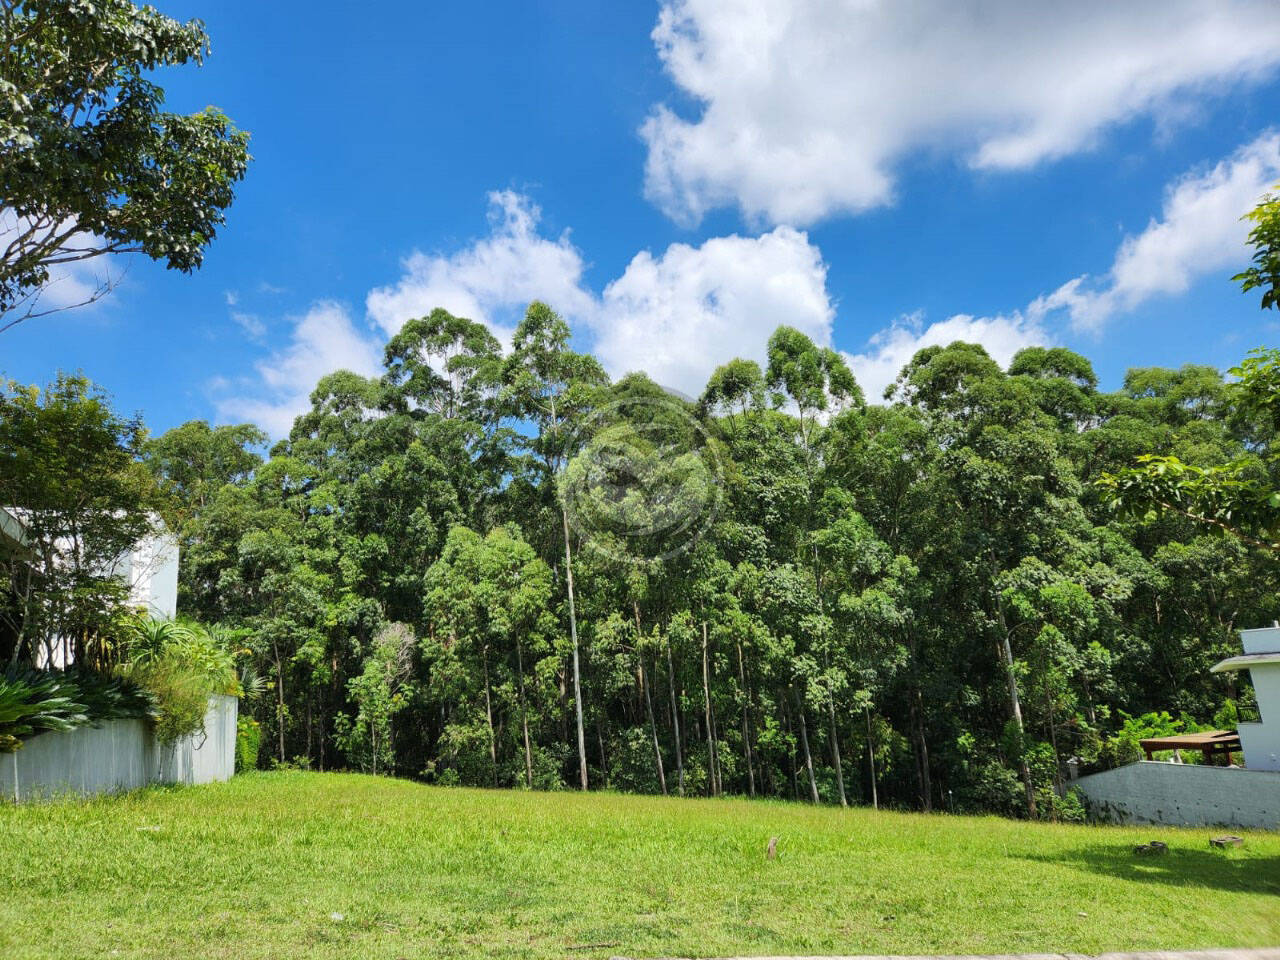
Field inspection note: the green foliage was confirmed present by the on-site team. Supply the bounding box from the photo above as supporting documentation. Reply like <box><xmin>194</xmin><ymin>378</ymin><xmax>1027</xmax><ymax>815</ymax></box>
<box><xmin>0</xmin><ymin>667</ymin><xmax>85</xmax><ymax>751</ymax></box>
<box><xmin>235</xmin><ymin>715</ymin><xmax>261</xmax><ymax>772</ymax></box>
<box><xmin>12</xmin><ymin>281</ymin><xmax>1263</xmax><ymax>817</ymax></box>
<box><xmin>126</xmin><ymin>656</ymin><xmax>209</xmax><ymax>745</ymax></box>
<box><xmin>117</xmin><ymin>616</ymin><xmax>239</xmax><ymax>744</ymax></box>
<box><xmin>0</xmin><ymin>374</ymin><xmax>159</xmax><ymax>668</ymax></box>
<box><xmin>0</xmin><ymin>665</ymin><xmax>155</xmax><ymax>751</ymax></box>
<box><xmin>333</xmin><ymin>622</ymin><xmax>414</xmax><ymax>775</ymax></box>
<box><xmin>1234</xmin><ymin>186</ymin><xmax>1280</xmax><ymax>311</ymax></box>
<box><xmin>0</xmin><ymin>0</ymin><xmax>250</xmax><ymax>329</ymax></box>
<box><xmin>1102</xmin><ymin>711</ymin><xmax>1211</xmax><ymax>767</ymax></box>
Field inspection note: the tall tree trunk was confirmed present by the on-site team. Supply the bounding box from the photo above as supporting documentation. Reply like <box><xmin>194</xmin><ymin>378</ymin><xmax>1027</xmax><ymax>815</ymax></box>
<box><xmin>516</xmin><ymin>638</ymin><xmax>533</xmax><ymax>789</ymax></box>
<box><xmin>736</xmin><ymin>640</ymin><xmax>756</xmax><ymax>797</ymax></box>
<box><xmin>641</xmin><ymin>654</ymin><xmax>667</xmax><ymax>795</ymax></box>
<box><xmin>904</xmin><ymin>629</ymin><xmax>932</xmax><ymax>811</ymax></box>
<box><xmin>561</xmin><ymin>507</ymin><xmax>588</xmax><ymax>790</ymax></box>
<box><xmin>998</xmin><ymin>628</ymin><xmax>1036</xmax><ymax>817</ymax></box>
<box><xmin>910</xmin><ymin>688</ymin><xmax>932</xmax><ymax>811</ymax></box>
<box><xmin>272</xmin><ymin>638</ymin><xmax>286</xmax><ymax>763</ymax></box>
<box><xmin>812</xmin><ymin>541</ymin><xmax>847</xmax><ymax>807</ymax></box>
<box><xmin>710</xmin><ymin>695</ymin><xmax>723</xmax><ymax>796</ymax></box>
<box><xmin>636</xmin><ymin>604</ymin><xmax>667</xmax><ymax>795</ymax></box>
<box><xmin>1045</xmin><ymin>685</ymin><xmax>1062</xmax><ymax>801</ymax></box>
<box><xmin>795</xmin><ymin>687</ymin><xmax>819</xmax><ymax>804</ymax></box>
<box><xmin>666</xmin><ymin>641</ymin><xmax>685</xmax><ymax>796</ymax></box>
<box><xmin>864</xmin><ymin>704</ymin><xmax>878</xmax><ymax>810</ymax></box>
<box><xmin>482</xmin><ymin>644</ymin><xmax>497</xmax><ymax>787</ymax></box>
<box><xmin>783</xmin><ymin>698</ymin><xmax>798</xmax><ymax>799</ymax></box>
<box><xmin>991</xmin><ymin>565</ymin><xmax>1036</xmax><ymax>819</ymax></box>
<box><xmin>596</xmin><ymin>717</ymin><xmax>607</xmax><ymax>787</ymax></box>
<box><xmin>1080</xmin><ymin>672</ymin><xmax>1098</xmax><ymax>727</ymax></box>
<box><xmin>827</xmin><ymin>691</ymin><xmax>847</xmax><ymax>807</ymax></box>
<box><xmin>701</xmin><ymin>620</ymin><xmax>718</xmax><ymax>797</ymax></box>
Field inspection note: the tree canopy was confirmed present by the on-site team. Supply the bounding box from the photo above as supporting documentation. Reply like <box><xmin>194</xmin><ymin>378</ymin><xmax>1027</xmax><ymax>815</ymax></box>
<box><xmin>0</xmin><ymin>0</ymin><xmax>250</xmax><ymax>331</ymax></box>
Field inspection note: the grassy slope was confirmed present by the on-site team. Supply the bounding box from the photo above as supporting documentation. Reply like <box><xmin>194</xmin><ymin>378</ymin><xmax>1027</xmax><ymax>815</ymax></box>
<box><xmin>1</xmin><ymin>772</ymin><xmax>1278</xmax><ymax>960</ymax></box>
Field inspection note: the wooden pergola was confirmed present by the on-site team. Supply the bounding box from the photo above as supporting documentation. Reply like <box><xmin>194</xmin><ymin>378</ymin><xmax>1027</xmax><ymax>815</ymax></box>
<box><xmin>1138</xmin><ymin>729</ymin><xmax>1241</xmax><ymax>765</ymax></box>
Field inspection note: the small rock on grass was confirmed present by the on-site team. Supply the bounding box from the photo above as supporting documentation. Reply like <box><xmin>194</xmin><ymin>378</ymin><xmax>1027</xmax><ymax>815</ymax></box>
<box><xmin>1210</xmin><ymin>835</ymin><xmax>1243</xmax><ymax>848</ymax></box>
<box><xmin>1133</xmin><ymin>840</ymin><xmax>1168</xmax><ymax>856</ymax></box>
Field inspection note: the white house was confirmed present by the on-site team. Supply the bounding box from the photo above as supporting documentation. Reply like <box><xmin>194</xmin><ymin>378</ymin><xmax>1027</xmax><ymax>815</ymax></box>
<box><xmin>1</xmin><ymin>506</ymin><xmax>179</xmax><ymax>667</ymax></box>
<box><xmin>1211</xmin><ymin>625</ymin><xmax>1280</xmax><ymax>773</ymax></box>
<box><xmin>1070</xmin><ymin>624</ymin><xmax>1280</xmax><ymax>828</ymax></box>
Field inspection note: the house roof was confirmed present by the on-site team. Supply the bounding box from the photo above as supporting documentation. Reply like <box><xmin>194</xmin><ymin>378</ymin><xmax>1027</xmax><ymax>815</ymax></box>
<box><xmin>1210</xmin><ymin>652</ymin><xmax>1280</xmax><ymax>673</ymax></box>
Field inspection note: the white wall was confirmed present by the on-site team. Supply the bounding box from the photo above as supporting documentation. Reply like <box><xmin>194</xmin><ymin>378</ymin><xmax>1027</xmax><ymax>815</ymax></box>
<box><xmin>1074</xmin><ymin>761</ymin><xmax>1280</xmax><ymax>829</ymax></box>
<box><xmin>121</xmin><ymin>529</ymin><xmax>179</xmax><ymax>620</ymax></box>
<box><xmin>1239</xmin><ymin>662</ymin><xmax>1280</xmax><ymax>771</ymax></box>
<box><xmin>0</xmin><ymin>695</ymin><xmax>237</xmax><ymax>802</ymax></box>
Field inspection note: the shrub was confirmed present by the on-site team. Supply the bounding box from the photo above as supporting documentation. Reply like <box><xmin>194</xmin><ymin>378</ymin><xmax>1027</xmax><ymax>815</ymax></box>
<box><xmin>235</xmin><ymin>716</ymin><xmax>261</xmax><ymax>772</ymax></box>
<box><xmin>118</xmin><ymin>616</ymin><xmax>242</xmax><ymax>744</ymax></box>
<box><xmin>126</xmin><ymin>657</ymin><xmax>210</xmax><ymax>745</ymax></box>
<box><xmin>64</xmin><ymin>669</ymin><xmax>156</xmax><ymax>723</ymax></box>
<box><xmin>0</xmin><ymin>668</ymin><xmax>87</xmax><ymax>752</ymax></box>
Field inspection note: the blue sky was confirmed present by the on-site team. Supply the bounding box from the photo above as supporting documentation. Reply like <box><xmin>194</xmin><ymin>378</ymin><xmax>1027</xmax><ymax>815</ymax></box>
<box><xmin>6</xmin><ymin>0</ymin><xmax>1280</xmax><ymax>435</ymax></box>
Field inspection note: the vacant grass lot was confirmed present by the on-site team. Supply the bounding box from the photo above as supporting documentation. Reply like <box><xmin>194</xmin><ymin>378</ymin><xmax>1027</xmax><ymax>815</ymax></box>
<box><xmin>1</xmin><ymin>772</ymin><xmax>1277</xmax><ymax>960</ymax></box>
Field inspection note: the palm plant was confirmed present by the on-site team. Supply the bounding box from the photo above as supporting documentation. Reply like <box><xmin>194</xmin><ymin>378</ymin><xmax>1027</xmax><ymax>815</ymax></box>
<box><xmin>0</xmin><ymin>669</ymin><xmax>88</xmax><ymax>752</ymax></box>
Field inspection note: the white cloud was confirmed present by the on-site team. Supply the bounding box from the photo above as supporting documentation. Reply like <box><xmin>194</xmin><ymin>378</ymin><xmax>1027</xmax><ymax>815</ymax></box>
<box><xmin>1034</xmin><ymin>131</ymin><xmax>1280</xmax><ymax>330</ymax></box>
<box><xmin>593</xmin><ymin>226</ymin><xmax>833</xmax><ymax>396</ymax></box>
<box><xmin>231</xmin><ymin>311</ymin><xmax>266</xmax><ymax>342</ymax></box>
<box><xmin>226</xmin><ymin>199</ymin><xmax>840</xmax><ymax>431</ymax></box>
<box><xmin>642</xmin><ymin>0</ymin><xmax>1280</xmax><ymax>225</ymax></box>
<box><xmin>365</xmin><ymin>191</ymin><xmax>595</xmax><ymax>342</ymax></box>
<box><xmin>214</xmin><ymin>301</ymin><xmax>381</xmax><ymax>436</ymax></box>
<box><xmin>844</xmin><ymin>311</ymin><xmax>1049</xmax><ymax>402</ymax></box>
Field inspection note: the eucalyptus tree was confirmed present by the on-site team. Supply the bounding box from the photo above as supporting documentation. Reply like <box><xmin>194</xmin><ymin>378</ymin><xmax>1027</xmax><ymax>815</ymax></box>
<box><xmin>144</xmin><ymin>421</ymin><xmax>266</xmax><ymax>517</ymax></box>
<box><xmin>383</xmin><ymin>309</ymin><xmax>503</xmax><ymax>421</ymax></box>
<box><xmin>502</xmin><ymin>302</ymin><xmax>608</xmax><ymax>789</ymax></box>
<box><xmin>765</xmin><ymin>326</ymin><xmax>863</xmax><ymax>805</ymax></box>
<box><xmin>422</xmin><ymin>525</ymin><xmax>556</xmax><ymax>787</ymax></box>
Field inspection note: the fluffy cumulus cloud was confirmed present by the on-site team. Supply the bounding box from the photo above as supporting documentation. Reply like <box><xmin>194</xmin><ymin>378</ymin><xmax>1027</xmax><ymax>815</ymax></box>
<box><xmin>642</xmin><ymin>0</ymin><xmax>1280</xmax><ymax>225</ymax></box>
<box><xmin>843</xmin><ymin>311</ymin><xmax>1049</xmax><ymax>402</ymax></box>
<box><xmin>214</xmin><ymin>301</ymin><xmax>381</xmax><ymax>436</ymax></box>
<box><xmin>226</xmin><ymin>123</ymin><xmax>1274</xmax><ymax>435</ymax></box>
<box><xmin>224</xmin><ymin>198</ymin><xmax>844</xmax><ymax>433</ymax></box>
<box><xmin>1034</xmin><ymin>131</ymin><xmax>1280</xmax><ymax>330</ymax></box>
<box><xmin>365</xmin><ymin>191</ymin><xmax>595</xmax><ymax>342</ymax></box>
<box><xmin>593</xmin><ymin>227</ymin><xmax>834</xmax><ymax>396</ymax></box>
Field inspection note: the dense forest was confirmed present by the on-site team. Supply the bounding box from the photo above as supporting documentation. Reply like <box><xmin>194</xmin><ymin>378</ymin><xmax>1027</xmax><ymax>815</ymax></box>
<box><xmin>5</xmin><ymin>302</ymin><xmax>1279</xmax><ymax>819</ymax></box>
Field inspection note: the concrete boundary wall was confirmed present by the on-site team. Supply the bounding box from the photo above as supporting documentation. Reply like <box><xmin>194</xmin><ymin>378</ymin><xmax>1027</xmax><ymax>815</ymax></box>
<box><xmin>1</xmin><ymin>694</ymin><xmax>237</xmax><ymax>802</ymax></box>
<box><xmin>1073</xmin><ymin>761</ymin><xmax>1280</xmax><ymax>828</ymax></box>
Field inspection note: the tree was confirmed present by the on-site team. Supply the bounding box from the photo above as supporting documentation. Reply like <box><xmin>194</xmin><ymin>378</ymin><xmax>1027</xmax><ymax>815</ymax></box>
<box><xmin>1100</xmin><ymin>348</ymin><xmax>1280</xmax><ymax>552</ymax></box>
<box><xmin>0</xmin><ymin>0</ymin><xmax>250</xmax><ymax>331</ymax></box>
<box><xmin>765</xmin><ymin>325</ymin><xmax>863</xmax><ymax>806</ymax></box>
<box><xmin>334</xmin><ymin>622</ymin><xmax>415</xmax><ymax>775</ymax></box>
<box><xmin>100</xmin><ymin>300</ymin><xmax>1280</xmax><ymax>816</ymax></box>
<box><xmin>0</xmin><ymin>374</ymin><xmax>158</xmax><ymax>667</ymax></box>
<box><xmin>503</xmin><ymin>301</ymin><xmax>607</xmax><ymax>789</ymax></box>
<box><xmin>144</xmin><ymin>420</ymin><xmax>265</xmax><ymax>528</ymax></box>
<box><xmin>422</xmin><ymin>525</ymin><xmax>556</xmax><ymax>788</ymax></box>
<box><xmin>1234</xmin><ymin>185</ymin><xmax>1280</xmax><ymax>311</ymax></box>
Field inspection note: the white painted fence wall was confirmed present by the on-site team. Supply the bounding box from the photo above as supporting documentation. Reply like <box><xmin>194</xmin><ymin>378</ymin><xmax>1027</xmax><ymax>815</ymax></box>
<box><xmin>1073</xmin><ymin>761</ymin><xmax>1280</xmax><ymax>829</ymax></box>
<box><xmin>1</xmin><ymin>694</ymin><xmax>237</xmax><ymax>802</ymax></box>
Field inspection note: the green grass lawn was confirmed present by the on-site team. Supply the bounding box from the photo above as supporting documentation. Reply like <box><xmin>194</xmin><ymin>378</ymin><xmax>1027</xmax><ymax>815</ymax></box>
<box><xmin>1</xmin><ymin>771</ymin><xmax>1278</xmax><ymax>960</ymax></box>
